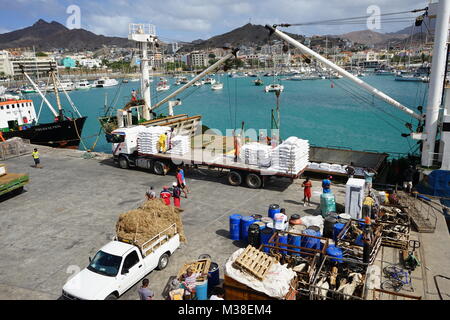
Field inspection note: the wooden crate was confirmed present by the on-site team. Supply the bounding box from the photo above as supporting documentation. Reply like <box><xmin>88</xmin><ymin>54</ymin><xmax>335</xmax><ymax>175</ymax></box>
<box><xmin>223</xmin><ymin>274</ymin><xmax>297</xmax><ymax>300</ymax></box>
<box><xmin>177</xmin><ymin>259</ymin><xmax>211</xmax><ymax>281</ymax></box>
<box><xmin>233</xmin><ymin>245</ymin><xmax>275</xmax><ymax>280</ymax></box>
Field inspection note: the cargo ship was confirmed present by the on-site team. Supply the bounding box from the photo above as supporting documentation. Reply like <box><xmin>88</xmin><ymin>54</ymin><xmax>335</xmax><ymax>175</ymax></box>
<box><xmin>0</xmin><ymin>70</ymin><xmax>87</xmax><ymax>149</ymax></box>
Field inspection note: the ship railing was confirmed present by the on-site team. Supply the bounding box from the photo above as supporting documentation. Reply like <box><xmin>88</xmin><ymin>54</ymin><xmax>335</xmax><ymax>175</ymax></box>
<box><xmin>0</xmin><ymin>138</ymin><xmax>32</xmax><ymax>160</ymax></box>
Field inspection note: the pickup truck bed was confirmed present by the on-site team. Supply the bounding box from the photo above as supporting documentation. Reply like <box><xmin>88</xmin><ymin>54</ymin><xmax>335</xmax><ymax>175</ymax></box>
<box><xmin>0</xmin><ymin>173</ymin><xmax>29</xmax><ymax>196</ymax></box>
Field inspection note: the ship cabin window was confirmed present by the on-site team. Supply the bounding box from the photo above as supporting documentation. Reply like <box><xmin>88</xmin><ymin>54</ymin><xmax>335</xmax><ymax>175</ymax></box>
<box><xmin>6</xmin><ymin>105</ymin><xmax>9</xmax><ymax>109</ymax></box>
<box><xmin>0</xmin><ymin>106</ymin><xmax>3</xmax><ymax>110</ymax></box>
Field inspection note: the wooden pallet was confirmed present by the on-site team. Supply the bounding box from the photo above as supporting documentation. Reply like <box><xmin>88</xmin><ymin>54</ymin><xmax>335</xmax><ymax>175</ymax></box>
<box><xmin>233</xmin><ymin>245</ymin><xmax>275</xmax><ymax>280</ymax></box>
<box><xmin>177</xmin><ymin>259</ymin><xmax>211</xmax><ymax>281</ymax></box>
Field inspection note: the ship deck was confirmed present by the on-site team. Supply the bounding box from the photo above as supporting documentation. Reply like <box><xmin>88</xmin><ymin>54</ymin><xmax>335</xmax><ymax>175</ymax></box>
<box><xmin>0</xmin><ymin>145</ymin><xmax>449</xmax><ymax>300</ymax></box>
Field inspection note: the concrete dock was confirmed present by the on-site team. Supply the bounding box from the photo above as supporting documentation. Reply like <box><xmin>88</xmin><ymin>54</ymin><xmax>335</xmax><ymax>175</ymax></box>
<box><xmin>1</xmin><ymin>146</ymin><xmax>449</xmax><ymax>300</ymax></box>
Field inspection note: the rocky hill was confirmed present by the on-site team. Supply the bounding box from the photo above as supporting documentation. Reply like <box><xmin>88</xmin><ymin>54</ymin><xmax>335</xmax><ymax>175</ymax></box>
<box><xmin>0</xmin><ymin>19</ymin><xmax>132</xmax><ymax>51</ymax></box>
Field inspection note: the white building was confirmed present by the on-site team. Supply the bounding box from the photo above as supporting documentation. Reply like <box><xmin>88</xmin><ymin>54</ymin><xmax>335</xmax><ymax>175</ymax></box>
<box><xmin>11</xmin><ymin>57</ymin><xmax>57</xmax><ymax>78</ymax></box>
<box><xmin>79</xmin><ymin>58</ymin><xmax>101</xmax><ymax>68</ymax></box>
<box><xmin>187</xmin><ymin>51</ymin><xmax>208</xmax><ymax>68</ymax></box>
<box><xmin>0</xmin><ymin>51</ymin><xmax>14</xmax><ymax>76</ymax></box>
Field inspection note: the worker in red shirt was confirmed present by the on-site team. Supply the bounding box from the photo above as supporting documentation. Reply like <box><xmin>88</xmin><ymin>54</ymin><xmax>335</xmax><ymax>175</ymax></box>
<box><xmin>160</xmin><ymin>186</ymin><xmax>171</xmax><ymax>205</ymax></box>
<box><xmin>172</xmin><ymin>182</ymin><xmax>182</xmax><ymax>208</ymax></box>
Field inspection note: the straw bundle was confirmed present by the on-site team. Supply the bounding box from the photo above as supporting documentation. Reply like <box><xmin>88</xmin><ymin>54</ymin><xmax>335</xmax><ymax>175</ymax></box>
<box><xmin>116</xmin><ymin>199</ymin><xmax>186</xmax><ymax>246</ymax></box>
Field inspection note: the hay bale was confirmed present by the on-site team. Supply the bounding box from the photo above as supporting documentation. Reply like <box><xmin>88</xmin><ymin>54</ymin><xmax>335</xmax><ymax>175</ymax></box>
<box><xmin>116</xmin><ymin>199</ymin><xmax>186</xmax><ymax>247</ymax></box>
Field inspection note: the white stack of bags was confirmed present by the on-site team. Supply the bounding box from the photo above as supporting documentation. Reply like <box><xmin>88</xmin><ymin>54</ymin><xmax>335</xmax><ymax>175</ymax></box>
<box><xmin>168</xmin><ymin>135</ymin><xmax>191</xmax><ymax>156</ymax></box>
<box><xmin>240</xmin><ymin>142</ymin><xmax>272</xmax><ymax>167</ymax></box>
<box><xmin>269</xmin><ymin>137</ymin><xmax>310</xmax><ymax>174</ymax></box>
<box><xmin>306</xmin><ymin>162</ymin><xmax>348</xmax><ymax>174</ymax></box>
<box><xmin>137</xmin><ymin>126</ymin><xmax>171</xmax><ymax>154</ymax></box>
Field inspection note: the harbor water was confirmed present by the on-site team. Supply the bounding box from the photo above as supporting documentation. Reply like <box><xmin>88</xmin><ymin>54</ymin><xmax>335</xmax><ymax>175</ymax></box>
<box><xmin>23</xmin><ymin>75</ymin><xmax>428</xmax><ymax>155</ymax></box>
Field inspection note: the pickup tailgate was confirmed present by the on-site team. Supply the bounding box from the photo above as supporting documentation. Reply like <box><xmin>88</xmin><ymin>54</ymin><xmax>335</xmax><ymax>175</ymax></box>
<box><xmin>0</xmin><ymin>173</ymin><xmax>29</xmax><ymax>196</ymax></box>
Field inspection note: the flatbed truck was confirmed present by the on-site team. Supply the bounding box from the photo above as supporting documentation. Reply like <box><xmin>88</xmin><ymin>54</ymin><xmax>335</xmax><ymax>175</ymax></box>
<box><xmin>0</xmin><ymin>164</ymin><xmax>29</xmax><ymax>197</ymax></box>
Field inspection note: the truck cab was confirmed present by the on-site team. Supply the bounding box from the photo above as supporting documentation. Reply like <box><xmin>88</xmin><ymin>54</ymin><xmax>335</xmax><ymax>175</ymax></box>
<box><xmin>106</xmin><ymin>126</ymin><xmax>145</xmax><ymax>169</ymax></box>
<box><xmin>62</xmin><ymin>225</ymin><xmax>180</xmax><ymax>300</ymax></box>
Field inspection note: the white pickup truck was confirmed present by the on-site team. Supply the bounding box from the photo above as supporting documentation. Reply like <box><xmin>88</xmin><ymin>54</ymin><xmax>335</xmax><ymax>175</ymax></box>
<box><xmin>62</xmin><ymin>224</ymin><xmax>180</xmax><ymax>300</ymax></box>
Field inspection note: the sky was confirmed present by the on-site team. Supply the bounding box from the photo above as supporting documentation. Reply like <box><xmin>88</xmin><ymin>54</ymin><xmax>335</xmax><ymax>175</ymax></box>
<box><xmin>0</xmin><ymin>0</ymin><xmax>429</xmax><ymax>42</ymax></box>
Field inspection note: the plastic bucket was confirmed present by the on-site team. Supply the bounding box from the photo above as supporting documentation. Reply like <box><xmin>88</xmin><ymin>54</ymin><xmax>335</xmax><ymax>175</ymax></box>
<box><xmin>229</xmin><ymin>214</ymin><xmax>242</xmax><ymax>240</ymax></box>
<box><xmin>326</xmin><ymin>244</ymin><xmax>343</xmax><ymax>263</ymax></box>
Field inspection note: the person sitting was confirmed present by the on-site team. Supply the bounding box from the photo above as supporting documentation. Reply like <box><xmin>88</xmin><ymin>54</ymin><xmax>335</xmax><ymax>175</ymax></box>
<box><xmin>209</xmin><ymin>286</ymin><xmax>225</xmax><ymax>300</ymax></box>
<box><xmin>180</xmin><ymin>267</ymin><xmax>204</xmax><ymax>299</ymax></box>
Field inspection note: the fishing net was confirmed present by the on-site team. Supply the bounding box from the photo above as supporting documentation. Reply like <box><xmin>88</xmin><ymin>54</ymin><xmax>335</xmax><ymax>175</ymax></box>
<box><xmin>116</xmin><ymin>199</ymin><xmax>186</xmax><ymax>246</ymax></box>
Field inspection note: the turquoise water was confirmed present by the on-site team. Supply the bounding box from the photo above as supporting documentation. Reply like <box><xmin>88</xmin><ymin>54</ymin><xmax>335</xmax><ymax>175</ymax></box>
<box><xmin>25</xmin><ymin>75</ymin><xmax>428</xmax><ymax>155</ymax></box>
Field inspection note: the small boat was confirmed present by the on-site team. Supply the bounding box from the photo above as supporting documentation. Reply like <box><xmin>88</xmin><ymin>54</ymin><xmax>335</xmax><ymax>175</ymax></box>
<box><xmin>264</xmin><ymin>83</ymin><xmax>284</xmax><ymax>93</ymax></box>
<box><xmin>75</xmin><ymin>80</ymin><xmax>91</xmax><ymax>90</ymax></box>
<box><xmin>395</xmin><ymin>73</ymin><xmax>426</xmax><ymax>82</ymax></box>
<box><xmin>211</xmin><ymin>82</ymin><xmax>223</xmax><ymax>90</ymax></box>
<box><xmin>288</xmin><ymin>75</ymin><xmax>303</xmax><ymax>81</ymax></box>
<box><xmin>21</xmin><ymin>86</ymin><xmax>36</xmax><ymax>94</ymax></box>
<box><xmin>59</xmin><ymin>80</ymin><xmax>75</xmax><ymax>91</ymax></box>
<box><xmin>375</xmin><ymin>69</ymin><xmax>396</xmax><ymax>76</ymax></box>
<box><xmin>130</xmin><ymin>78</ymin><xmax>140</xmax><ymax>82</ymax></box>
<box><xmin>179</xmin><ymin>77</ymin><xmax>189</xmax><ymax>84</ymax></box>
<box><xmin>193</xmin><ymin>81</ymin><xmax>203</xmax><ymax>86</ymax></box>
<box><xmin>122</xmin><ymin>79</ymin><xmax>129</xmax><ymax>83</ymax></box>
<box><xmin>254</xmin><ymin>79</ymin><xmax>264</xmax><ymax>86</ymax></box>
<box><xmin>93</xmin><ymin>77</ymin><xmax>119</xmax><ymax>88</ymax></box>
<box><xmin>156</xmin><ymin>81</ymin><xmax>170</xmax><ymax>91</ymax></box>
<box><xmin>203</xmin><ymin>77</ymin><xmax>216</xmax><ymax>85</ymax></box>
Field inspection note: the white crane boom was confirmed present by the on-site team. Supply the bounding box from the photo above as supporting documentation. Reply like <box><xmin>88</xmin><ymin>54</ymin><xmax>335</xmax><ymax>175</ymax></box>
<box><xmin>265</xmin><ymin>25</ymin><xmax>423</xmax><ymax>121</ymax></box>
<box><xmin>151</xmin><ymin>49</ymin><xmax>238</xmax><ymax>111</ymax></box>
<box><xmin>22</xmin><ymin>71</ymin><xmax>59</xmax><ymax>118</ymax></box>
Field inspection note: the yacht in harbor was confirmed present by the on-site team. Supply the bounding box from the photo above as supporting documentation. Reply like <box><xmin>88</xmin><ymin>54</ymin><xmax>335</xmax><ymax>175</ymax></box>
<box><xmin>75</xmin><ymin>80</ymin><xmax>91</xmax><ymax>90</ymax></box>
<box><xmin>93</xmin><ymin>77</ymin><xmax>119</xmax><ymax>88</ymax></box>
<box><xmin>156</xmin><ymin>80</ymin><xmax>170</xmax><ymax>91</ymax></box>
<box><xmin>264</xmin><ymin>83</ymin><xmax>284</xmax><ymax>93</ymax></box>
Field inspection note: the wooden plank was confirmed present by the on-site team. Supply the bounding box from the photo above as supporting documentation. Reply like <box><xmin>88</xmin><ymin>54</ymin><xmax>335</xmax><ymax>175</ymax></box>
<box><xmin>234</xmin><ymin>246</ymin><xmax>275</xmax><ymax>280</ymax></box>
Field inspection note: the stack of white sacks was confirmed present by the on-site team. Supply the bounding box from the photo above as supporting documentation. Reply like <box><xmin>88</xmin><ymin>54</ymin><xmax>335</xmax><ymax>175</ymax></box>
<box><xmin>137</xmin><ymin>126</ymin><xmax>171</xmax><ymax>154</ymax></box>
<box><xmin>240</xmin><ymin>142</ymin><xmax>272</xmax><ymax>167</ymax></box>
<box><xmin>306</xmin><ymin>162</ymin><xmax>348</xmax><ymax>174</ymax></box>
<box><xmin>269</xmin><ymin>137</ymin><xmax>310</xmax><ymax>174</ymax></box>
<box><xmin>168</xmin><ymin>135</ymin><xmax>191</xmax><ymax>156</ymax></box>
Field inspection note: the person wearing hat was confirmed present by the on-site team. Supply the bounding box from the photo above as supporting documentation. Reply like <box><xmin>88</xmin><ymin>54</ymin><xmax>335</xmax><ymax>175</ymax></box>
<box><xmin>172</xmin><ymin>182</ymin><xmax>182</xmax><ymax>208</ymax></box>
<box><xmin>160</xmin><ymin>186</ymin><xmax>171</xmax><ymax>205</ymax></box>
<box><xmin>322</xmin><ymin>175</ymin><xmax>332</xmax><ymax>193</ymax></box>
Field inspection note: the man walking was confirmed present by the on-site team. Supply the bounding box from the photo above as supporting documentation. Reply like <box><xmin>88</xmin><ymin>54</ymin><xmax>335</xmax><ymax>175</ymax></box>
<box><xmin>32</xmin><ymin>148</ymin><xmax>42</xmax><ymax>168</ymax></box>
<box><xmin>138</xmin><ymin>278</ymin><xmax>154</xmax><ymax>300</ymax></box>
<box><xmin>403</xmin><ymin>165</ymin><xmax>416</xmax><ymax>193</ymax></box>
<box><xmin>363</xmin><ymin>168</ymin><xmax>376</xmax><ymax>192</ymax></box>
<box><xmin>172</xmin><ymin>182</ymin><xmax>182</xmax><ymax>208</ymax></box>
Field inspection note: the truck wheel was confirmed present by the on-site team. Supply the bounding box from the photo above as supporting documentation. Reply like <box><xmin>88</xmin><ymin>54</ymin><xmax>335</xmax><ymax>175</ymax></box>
<box><xmin>246</xmin><ymin>173</ymin><xmax>262</xmax><ymax>189</ymax></box>
<box><xmin>228</xmin><ymin>171</ymin><xmax>242</xmax><ymax>186</ymax></box>
<box><xmin>105</xmin><ymin>293</ymin><xmax>117</xmax><ymax>300</ymax></box>
<box><xmin>153</xmin><ymin>161</ymin><xmax>168</xmax><ymax>176</ymax></box>
<box><xmin>157</xmin><ymin>253</ymin><xmax>170</xmax><ymax>270</ymax></box>
<box><xmin>118</xmin><ymin>156</ymin><xmax>129</xmax><ymax>169</ymax></box>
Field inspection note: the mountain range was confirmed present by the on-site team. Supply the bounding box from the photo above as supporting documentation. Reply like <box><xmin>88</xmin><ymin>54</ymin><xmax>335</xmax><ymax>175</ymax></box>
<box><xmin>0</xmin><ymin>19</ymin><xmax>131</xmax><ymax>51</ymax></box>
<box><xmin>0</xmin><ymin>19</ymin><xmax>430</xmax><ymax>52</ymax></box>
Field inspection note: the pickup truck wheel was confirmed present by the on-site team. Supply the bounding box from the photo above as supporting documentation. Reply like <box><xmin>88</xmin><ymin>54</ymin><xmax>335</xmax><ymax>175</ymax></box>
<box><xmin>118</xmin><ymin>156</ymin><xmax>129</xmax><ymax>169</ymax></box>
<box><xmin>228</xmin><ymin>171</ymin><xmax>242</xmax><ymax>186</ymax></box>
<box><xmin>246</xmin><ymin>173</ymin><xmax>262</xmax><ymax>189</ymax></box>
<box><xmin>105</xmin><ymin>294</ymin><xmax>117</xmax><ymax>300</ymax></box>
<box><xmin>157</xmin><ymin>253</ymin><xmax>170</xmax><ymax>270</ymax></box>
<box><xmin>153</xmin><ymin>161</ymin><xmax>168</xmax><ymax>176</ymax></box>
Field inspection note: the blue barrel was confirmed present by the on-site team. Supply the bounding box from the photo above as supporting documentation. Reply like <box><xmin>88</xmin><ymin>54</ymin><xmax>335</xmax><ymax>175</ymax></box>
<box><xmin>333</xmin><ymin>223</ymin><xmax>346</xmax><ymax>241</ymax></box>
<box><xmin>288</xmin><ymin>234</ymin><xmax>302</xmax><ymax>256</ymax></box>
<box><xmin>208</xmin><ymin>262</ymin><xmax>220</xmax><ymax>287</ymax></box>
<box><xmin>240</xmin><ymin>216</ymin><xmax>256</xmax><ymax>243</ymax></box>
<box><xmin>254</xmin><ymin>221</ymin><xmax>266</xmax><ymax>230</ymax></box>
<box><xmin>302</xmin><ymin>228</ymin><xmax>321</xmax><ymax>251</ymax></box>
<box><xmin>326</xmin><ymin>244</ymin><xmax>343</xmax><ymax>263</ymax></box>
<box><xmin>278</xmin><ymin>232</ymin><xmax>289</xmax><ymax>255</ymax></box>
<box><xmin>195</xmin><ymin>279</ymin><xmax>208</xmax><ymax>300</ymax></box>
<box><xmin>268</xmin><ymin>204</ymin><xmax>281</xmax><ymax>219</ymax></box>
<box><xmin>260</xmin><ymin>228</ymin><xmax>273</xmax><ymax>253</ymax></box>
<box><xmin>229</xmin><ymin>214</ymin><xmax>242</xmax><ymax>240</ymax></box>
<box><xmin>355</xmin><ymin>234</ymin><xmax>364</xmax><ymax>247</ymax></box>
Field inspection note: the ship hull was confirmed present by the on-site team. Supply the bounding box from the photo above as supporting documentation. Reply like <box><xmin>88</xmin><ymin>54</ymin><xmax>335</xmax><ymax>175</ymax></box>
<box><xmin>3</xmin><ymin>117</ymin><xmax>87</xmax><ymax>149</ymax></box>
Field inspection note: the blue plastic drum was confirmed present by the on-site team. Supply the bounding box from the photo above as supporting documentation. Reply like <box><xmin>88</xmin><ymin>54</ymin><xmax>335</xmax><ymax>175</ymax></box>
<box><xmin>195</xmin><ymin>279</ymin><xmax>208</xmax><ymax>300</ymax></box>
<box><xmin>333</xmin><ymin>223</ymin><xmax>346</xmax><ymax>241</ymax></box>
<box><xmin>240</xmin><ymin>216</ymin><xmax>256</xmax><ymax>243</ymax></box>
<box><xmin>326</xmin><ymin>244</ymin><xmax>343</xmax><ymax>263</ymax></box>
<box><xmin>302</xmin><ymin>228</ymin><xmax>321</xmax><ymax>251</ymax></box>
<box><xmin>260</xmin><ymin>228</ymin><xmax>273</xmax><ymax>253</ymax></box>
<box><xmin>278</xmin><ymin>233</ymin><xmax>289</xmax><ymax>255</ymax></box>
<box><xmin>288</xmin><ymin>234</ymin><xmax>302</xmax><ymax>256</ymax></box>
<box><xmin>229</xmin><ymin>214</ymin><xmax>242</xmax><ymax>240</ymax></box>
<box><xmin>268</xmin><ymin>204</ymin><xmax>281</xmax><ymax>219</ymax></box>
<box><xmin>208</xmin><ymin>262</ymin><xmax>220</xmax><ymax>287</ymax></box>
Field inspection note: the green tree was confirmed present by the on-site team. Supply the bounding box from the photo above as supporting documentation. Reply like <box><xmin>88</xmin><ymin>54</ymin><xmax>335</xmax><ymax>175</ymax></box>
<box><xmin>208</xmin><ymin>53</ymin><xmax>216</xmax><ymax>59</ymax></box>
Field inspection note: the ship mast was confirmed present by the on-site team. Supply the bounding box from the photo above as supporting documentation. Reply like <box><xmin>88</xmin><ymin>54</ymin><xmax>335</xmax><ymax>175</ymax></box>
<box><xmin>421</xmin><ymin>0</ymin><xmax>450</xmax><ymax>167</ymax></box>
<box><xmin>128</xmin><ymin>23</ymin><xmax>157</xmax><ymax>120</ymax></box>
<box><xmin>50</xmin><ymin>70</ymin><xmax>64</xmax><ymax>120</ymax></box>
